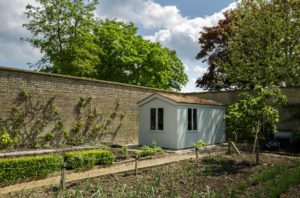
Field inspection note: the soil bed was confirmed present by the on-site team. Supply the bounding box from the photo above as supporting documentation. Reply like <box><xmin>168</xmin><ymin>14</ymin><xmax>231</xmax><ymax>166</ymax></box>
<box><xmin>6</xmin><ymin>153</ymin><xmax>300</xmax><ymax>198</ymax></box>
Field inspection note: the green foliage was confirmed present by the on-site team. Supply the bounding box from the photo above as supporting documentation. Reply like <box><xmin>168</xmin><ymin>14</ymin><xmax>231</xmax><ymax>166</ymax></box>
<box><xmin>23</xmin><ymin>0</ymin><xmax>101</xmax><ymax>76</ymax></box>
<box><xmin>220</xmin><ymin>0</ymin><xmax>300</xmax><ymax>89</ymax></box>
<box><xmin>197</xmin><ymin>0</ymin><xmax>300</xmax><ymax>90</ymax></box>
<box><xmin>23</xmin><ymin>1</ymin><xmax>188</xmax><ymax>91</ymax></box>
<box><xmin>69</xmin><ymin>97</ymin><xmax>124</xmax><ymax>145</ymax></box>
<box><xmin>93</xmin><ymin>19</ymin><xmax>188</xmax><ymax>91</ymax></box>
<box><xmin>251</xmin><ymin>163</ymin><xmax>289</xmax><ymax>185</ymax></box>
<box><xmin>134</xmin><ymin>141</ymin><xmax>163</xmax><ymax>157</ymax></box>
<box><xmin>251</xmin><ymin>161</ymin><xmax>300</xmax><ymax>198</ymax></box>
<box><xmin>238</xmin><ymin>180</ymin><xmax>248</xmax><ymax>191</ymax></box>
<box><xmin>0</xmin><ymin>155</ymin><xmax>63</xmax><ymax>185</ymax></box>
<box><xmin>0</xmin><ymin>92</ymin><xmax>126</xmax><ymax>150</ymax></box>
<box><xmin>64</xmin><ymin>149</ymin><xmax>115</xmax><ymax>170</ymax></box>
<box><xmin>193</xmin><ymin>139</ymin><xmax>205</xmax><ymax>149</ymax></box>
<box><xmin>225</xmin><ymin>86</ymin><xmax>287</xmax><ymax>144</ymax></box>
<box><xmin>0</xmin><ymin>92</ymin><xmax>64</xmax><ymax>149</ymax></box>
<box><xmin>120</xmin><ymin>146</ymin><xmax>128</xmax><ymax>159</ymax></box>
<box><xmin>0</xmin><ymin>132</ymin><xmax>14</xmax><ymax>148</ymax></box>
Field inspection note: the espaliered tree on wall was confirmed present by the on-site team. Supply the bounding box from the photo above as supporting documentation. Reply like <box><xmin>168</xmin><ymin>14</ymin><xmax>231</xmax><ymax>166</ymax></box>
<box><xmin>22</xmin><ymin>0</ymin><xmax>188</xmax><ymax>91</ymax></box>
<box><xmin>0</xmin><ymin>91</ymin><xmax>125</xmax><ymax>149</ymax></box>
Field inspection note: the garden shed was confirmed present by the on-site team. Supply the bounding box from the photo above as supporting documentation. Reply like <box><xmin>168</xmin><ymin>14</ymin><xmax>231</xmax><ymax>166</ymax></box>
<box><xmin>138</xmin><ymin>93</ymin><xmax>226</xmax><ymax>149</ymax></box>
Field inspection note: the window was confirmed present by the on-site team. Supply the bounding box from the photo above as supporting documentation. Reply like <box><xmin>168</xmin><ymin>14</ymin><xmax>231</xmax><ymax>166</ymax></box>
<box><xmin>150</xmin><ymin>108</ymin><xmax>164</xmax><ymax>130</ymax></box>
<box><xmin>157</xmin><ymin>108</ymin><xmax>164</xmax><ymax>130</ymax></box>
<box><xmin>188</xmin><ymin>108</ymin><xmax>197</xmax><ymax>131</ymax></box>
<box><xmin>150</xmin><ymin>108</ymin><xmax>156</xmax><ymax>130</ymax></box>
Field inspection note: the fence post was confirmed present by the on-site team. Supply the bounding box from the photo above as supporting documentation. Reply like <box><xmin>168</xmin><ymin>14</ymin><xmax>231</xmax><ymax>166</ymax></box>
<box><xmin>60</xmin><ymin>160</ymin><xmax>67</xmax><ymax>191</ymax></box>
<box><xmin>228</xmin><ymin>139</ymin><xmax>231</xmax><ymax>154</ymax></box>
<box><xmin>135</xmin><ymin>154</ymin><xmax>138</xmax><ymax>177</ymax></box>
<box><xmin>256</xmin><ymin>151</ymin><xmax>260</xmax><ymax>165</ymax></box>
<box><xmin>195</xmin><ymin>148</ymin><xmax>199</xmax><ymax>161</ymax></box>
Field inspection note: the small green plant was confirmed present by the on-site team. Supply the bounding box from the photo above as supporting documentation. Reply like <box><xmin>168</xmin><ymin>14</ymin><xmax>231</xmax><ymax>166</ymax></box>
<box><xmin>120</xmin><ymin>146</ymin><xmax>128</xmax><ymax>159</ymax></box>
<box><xmin>227</xmin><ymin>186</ymin><xmax>237</xmax><ymax>198</ymax></box>
<box><xmin>238</xmin><ymin>180</ymin><xmax>248</xmax><ymax>191</ymax></box>
<box><xmin>133</xmin><ymin>142</ymin><xmax>163</xmax><ymax>158</ymax></box>
<box><xmin>0</xmin><ymin>132</ymin><xmax>14</xmax><ymax>149</ymax></box>
<box><xmin>193</xmin><ymin>139</ymin><xmax>205</xmax><ymax>149</ymax></box>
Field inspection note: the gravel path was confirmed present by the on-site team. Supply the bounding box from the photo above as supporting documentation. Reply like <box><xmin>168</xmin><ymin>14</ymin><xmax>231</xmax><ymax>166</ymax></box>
<box><xmin>0</xmin><ymin>145</ymin><xmax>226</xmax><ymax>196</ymax></box>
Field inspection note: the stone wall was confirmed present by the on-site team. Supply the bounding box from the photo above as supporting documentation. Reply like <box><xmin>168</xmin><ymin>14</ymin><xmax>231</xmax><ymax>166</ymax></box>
<box><xmin>0</xmin><ymin>66</ymin><xmax>299</xmax><ymax>146</ymax></box>
<box><xmin>0</xmin><ymin>66</ymin><xmax>182</xmax><ymax>145</ymax></box>
<box><xmin>187</xmin><ymin>87</ymin><xmax>300</xmax><ymax>131</ymax></box>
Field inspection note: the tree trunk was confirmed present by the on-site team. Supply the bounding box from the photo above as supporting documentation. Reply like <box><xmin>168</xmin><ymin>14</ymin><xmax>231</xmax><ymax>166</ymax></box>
<box><xmin>252</xmin><ymin>122</ymin><xmax>260</xmax><ymax>164</ymax></box>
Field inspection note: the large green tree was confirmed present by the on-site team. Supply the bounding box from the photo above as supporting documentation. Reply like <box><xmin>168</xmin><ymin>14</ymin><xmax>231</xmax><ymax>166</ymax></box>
<box><xmin>196</xmin><ymin>0</ymin><xmax>300</xmax><ymax>90</ymax></box>
<box><xmin>23</xmin><ymin>1</ymin><xmax>188</xmax><ymax>91</ymax></box>
<box><xmin>23</xmin><ymin>0</ymin><xmax>101</xmax><ymax>77</ymax></box>
<box><xmin>94</xmin><ymin>20</ymin><xmax>188</xmax><ymax>90</ymax></box>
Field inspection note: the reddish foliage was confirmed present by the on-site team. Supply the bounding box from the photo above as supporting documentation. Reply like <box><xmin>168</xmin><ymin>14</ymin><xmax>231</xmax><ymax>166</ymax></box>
<box><xmin>196</xmin><ymin>11</ymin><xmax>235</xmax><ymax>91</ymax></box>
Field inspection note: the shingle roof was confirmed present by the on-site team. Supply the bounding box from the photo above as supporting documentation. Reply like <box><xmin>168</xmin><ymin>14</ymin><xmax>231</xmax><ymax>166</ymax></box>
<box><xmin>138</xmin><ymin>92</ymin><xmax>224</xmax><ymax>106</ymax></box>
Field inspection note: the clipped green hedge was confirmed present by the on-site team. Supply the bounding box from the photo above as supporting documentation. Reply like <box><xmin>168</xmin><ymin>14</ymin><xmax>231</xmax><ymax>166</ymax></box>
<box><xmin>0</xmin><ymin>155</ymin><xmax>63</xmax><ymax>184</ymax></box>
<box><xmin>64</xmin><ymin>149</ymin><xmax>115</xmax><ymax>170</ymax></box>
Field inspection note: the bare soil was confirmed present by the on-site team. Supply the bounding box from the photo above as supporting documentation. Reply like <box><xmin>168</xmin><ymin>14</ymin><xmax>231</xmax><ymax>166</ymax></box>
<box><xmin>5</xmin><ymin>153</ymin><xmax>300</xmax><ymax>198</ymax></box>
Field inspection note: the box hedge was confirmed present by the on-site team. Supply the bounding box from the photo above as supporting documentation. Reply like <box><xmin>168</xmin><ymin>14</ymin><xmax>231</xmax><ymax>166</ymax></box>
<box><xmin>0</xmin><ymin>155</ymin><xmax>63</xmax><ymax>185</ymax></box>
<box><xmin>64</xmin><ymin>149</ymin><xmax>115</xmax><ymax>170</ymax></box>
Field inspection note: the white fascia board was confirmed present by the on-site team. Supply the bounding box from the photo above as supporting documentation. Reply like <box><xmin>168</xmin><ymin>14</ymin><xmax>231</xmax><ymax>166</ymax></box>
<box><xmin>138</xmin><ymin>94</ymin><xmax>177</xmax><ymax>107</ymax></box>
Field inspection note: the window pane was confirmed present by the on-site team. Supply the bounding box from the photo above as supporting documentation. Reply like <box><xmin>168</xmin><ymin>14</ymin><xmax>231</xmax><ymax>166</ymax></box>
<box><xmin>193</xmin><ymin>108</ymin><xmax>197</xmax><ymax>130</ymax></box>
<box><xmin>188</xmin><ymin>108</ymin><xmax>192</xmax><ymax>130</ymax></box>
<box><xmin>158</xmin><ymin>108</ymin><xmax>164</xmax><ymax>130</ymax></box>
<box><xmin>150</xmin><ymin>108</ymin><xmax>156</xmax><ymax>130</ymax></box>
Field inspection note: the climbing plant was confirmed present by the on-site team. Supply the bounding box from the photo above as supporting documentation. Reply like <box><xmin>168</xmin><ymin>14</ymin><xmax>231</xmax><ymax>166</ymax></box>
<box><xmin>0</xmin><ymin>91</ymin><xmax>126</xmax><ymax>149</ymax></box>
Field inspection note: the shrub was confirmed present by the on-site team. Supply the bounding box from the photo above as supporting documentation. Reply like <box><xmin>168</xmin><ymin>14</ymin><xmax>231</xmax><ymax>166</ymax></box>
<box><xmin>193</xmin><ymin>139</ymin><xmax>205</xmax><ymax>149</ymax></box>
<box><xmin>134</xmin><ymin>142</ymin><xmax>163</xmax><ymax>158</ymax></box>
<box><xmin>64</xmin><ymin>149</ymin><xmax>115</xmax><ymax>170</ymax></box>
<box><xmin>0</xmin><ymin>155</ymin><xmax>63</xmax><ymax>185</ymax></box>
<box><xmin>120</xmin><ymin>146</ymin><xmax>128</xmax><ymax>159</ymax></box>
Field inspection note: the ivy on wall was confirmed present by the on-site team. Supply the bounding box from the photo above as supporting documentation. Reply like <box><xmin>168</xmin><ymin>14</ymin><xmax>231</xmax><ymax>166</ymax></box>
<box><xmin>0</xmin><ymin>91</ymin><xmax>125</xmax><ymax>149</ymax></box>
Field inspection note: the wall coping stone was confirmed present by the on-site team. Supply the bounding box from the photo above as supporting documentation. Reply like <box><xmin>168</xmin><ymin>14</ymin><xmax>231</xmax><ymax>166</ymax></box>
<box><xmin>1</xmin><ymin>66</ymin><xmax>299</xmax><ymax>96</ymax></box>
<box><xmin>0</xmin><ymin>66</ymin><xmax>181</xmax><ymax>95</ymax></box>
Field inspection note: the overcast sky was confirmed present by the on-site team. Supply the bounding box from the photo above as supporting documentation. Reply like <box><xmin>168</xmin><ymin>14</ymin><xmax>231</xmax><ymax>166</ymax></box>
<box><xmin>0</xmin><ymin>0</ymin><xmax>236</xmax><ymax>92</ymax></box>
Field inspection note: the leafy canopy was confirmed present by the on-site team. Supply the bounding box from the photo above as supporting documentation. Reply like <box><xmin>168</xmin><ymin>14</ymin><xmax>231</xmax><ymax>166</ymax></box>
<box><xmin>196</xmin><ymin>0</ymin><xmax>300</xmax><ymax>90</ymax></box>
<box><xmin>23</xmin><ymin>0</ymin><xmax>101</xmax><ymax>77</ymax></box>
<box><xmin>23</xmin><ymin>0</ymin><xmax>188</xmax><ymax>91</ymax></box>
<box><xmin>94</xmin><ymin>20</ymin><xmax>188</xmax><ymax>90</ymax></box>
<box><xmin>225</xmin><ymin>86</ymin><xmax>287</xmax><ymax>143</ymax></box>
